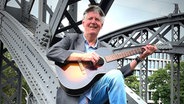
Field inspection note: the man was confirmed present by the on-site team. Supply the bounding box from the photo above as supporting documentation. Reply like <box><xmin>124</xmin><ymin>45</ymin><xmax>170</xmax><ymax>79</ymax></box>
<box><xmin>47</xmin><ymin>5</ymin><xmax>157</xmax><ymax>104</ymax></box>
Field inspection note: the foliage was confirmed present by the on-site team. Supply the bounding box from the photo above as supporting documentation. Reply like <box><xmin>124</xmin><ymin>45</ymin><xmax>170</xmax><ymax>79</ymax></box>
<box><xmin>125</xmin><ymin>75</ymin><xmax>140</xmax><ymax>95</ymax></box>
<box><xmin>148</xmin><ymin>62</ymin><xmax>184</xmax><ymax>103</ymax></box>
<box><xmin>1</xmin><ymin>51</ymin><xmax>30</xmax><ymax>104</ymax></box>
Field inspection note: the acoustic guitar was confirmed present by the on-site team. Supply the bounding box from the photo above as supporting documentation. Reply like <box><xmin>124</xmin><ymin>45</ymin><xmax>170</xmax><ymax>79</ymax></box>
<box><xmin>56</xmin><ymin>44</ymin><xmax>172</xmax><ymax>96</ymax></box>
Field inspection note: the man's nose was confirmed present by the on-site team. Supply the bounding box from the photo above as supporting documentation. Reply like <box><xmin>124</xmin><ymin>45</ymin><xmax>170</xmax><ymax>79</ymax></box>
<box><xmin>91</xmin><ymin>18</ymin><xmax>96</xmax><ymax>23</ymax></box>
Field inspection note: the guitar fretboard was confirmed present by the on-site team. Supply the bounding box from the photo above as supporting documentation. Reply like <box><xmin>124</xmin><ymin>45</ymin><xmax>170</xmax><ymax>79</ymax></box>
<box><xmin>105</xmin><ymin>48</ymin><xmax>144</xmax><ymax>62</ymax></box>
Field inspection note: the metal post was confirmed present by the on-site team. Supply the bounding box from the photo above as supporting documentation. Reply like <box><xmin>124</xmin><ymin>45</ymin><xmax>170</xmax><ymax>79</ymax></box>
<box><xmin>170</xmin><ymin>54</ymin><xmax>181</xmax><ymax>104</ymax></box>
<box><xmin>139</xmin><ymin>30</ymin><xmax>148</xmax><ymax>102</ymax></box>
<box><xmin>0</xmin><ymin>41</ymin><xmax>3</xmax><ymax>104</ymax></box>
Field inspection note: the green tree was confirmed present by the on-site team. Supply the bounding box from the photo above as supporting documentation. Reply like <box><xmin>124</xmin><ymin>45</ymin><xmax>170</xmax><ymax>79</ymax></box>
<box><xmin>125</xmin><ymin>75</ymin><xmax>139</xmax><ymax>95</ymax></box>
<box><xmin>1</xmin><ymin>51</ymin><xmax>30</xmax><ymax>104</ymax></box>
<box><xmin>148</xmin><ymin>62</ymin><xmax>184</xmax><ymax>103</ymax></box>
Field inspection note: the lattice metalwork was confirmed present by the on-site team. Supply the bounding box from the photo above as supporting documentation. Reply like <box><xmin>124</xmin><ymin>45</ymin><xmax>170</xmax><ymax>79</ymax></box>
<box><xmin>170</xmin><ymin>54</ymin><xmax>181</xmax><ymax>104</ymax></box>
<box><xmin>139</xmin><ymin>30</ymin><xmax>148</xmax><ymax>102</ymax></box>
<box><xmin>0</xmin><ymin>42</ymin><xmax>22</xmax><ymax>104</ymax></box>
<box><xmin>0</xmin><ymin>0</ymin><xmax>184</xmax><ymax>104</ymax></box>
<box><xmin>170</xmin><ymin>23</ymin><xmax>181</xmax><ymax>104</ymax></box>
<box><xmin>0</xmin><ymin>5</ymin><xmax>60</xmax><ymax>104</ymax></box>
<box><xmin>99</xmin><ymin>12</ymin><xmax>184</xmax><ymax>104</ymax></box>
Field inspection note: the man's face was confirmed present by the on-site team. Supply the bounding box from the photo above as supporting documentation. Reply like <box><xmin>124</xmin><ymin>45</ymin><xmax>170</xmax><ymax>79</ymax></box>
<box><xmin>82</xmin><ymin>11</ymin><xmax>103</xmax><ymax>36</ymax></box>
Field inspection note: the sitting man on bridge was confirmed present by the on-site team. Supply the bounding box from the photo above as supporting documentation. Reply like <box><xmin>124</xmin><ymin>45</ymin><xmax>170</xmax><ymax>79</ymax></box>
<box><xmin>46</xmin><ymin>5</ymin><xmax>157</xmax><ymax>104</ymax></box>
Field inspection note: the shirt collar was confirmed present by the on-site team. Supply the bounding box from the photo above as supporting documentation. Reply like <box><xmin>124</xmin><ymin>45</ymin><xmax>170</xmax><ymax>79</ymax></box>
<box><xmin>83</xmin><ymin>35</ymin><xmax>98</xmax><ymax>49</ymax></box>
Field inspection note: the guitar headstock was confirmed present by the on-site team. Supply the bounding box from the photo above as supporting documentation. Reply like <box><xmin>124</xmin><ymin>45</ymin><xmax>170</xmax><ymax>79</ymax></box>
<box><xmin>156</xmin><ymin>43</ymin><xmax>173</xmax><ymax>51</ymax></box>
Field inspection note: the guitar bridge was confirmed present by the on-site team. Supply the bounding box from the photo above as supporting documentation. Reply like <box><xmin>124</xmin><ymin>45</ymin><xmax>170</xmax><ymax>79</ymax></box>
<box><xmin>78</xmin><ymin>61</ymin><xmax>86</xmax><ymax>74</ymax></box>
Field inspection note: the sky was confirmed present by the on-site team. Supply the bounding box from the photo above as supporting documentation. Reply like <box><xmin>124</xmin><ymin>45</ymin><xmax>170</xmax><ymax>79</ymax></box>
<box><xmin>80</xmin><ymin>0</ymin><xmax>184</xmax><ymax>36</ymax></box>
<box><xmin>57</xmin><ymin>0</ymin><xmax>184</xmax><ymax>36</ymax></box>
<box><xmin>7</xmin><ymin>0</ymin><xmax>184</xmax><ymax>36</ymax></box>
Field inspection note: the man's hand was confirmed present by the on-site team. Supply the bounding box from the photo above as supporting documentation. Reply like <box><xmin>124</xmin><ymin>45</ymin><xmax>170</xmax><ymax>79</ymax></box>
<box><xmin>139</xmin><ymin>44</ymin><xmax>157</xmax><ymax>59</ymax></box>
<box><xmin>67</xmin><ymin>52</ymin><xmax>100</xmax><ymax>66</ymax></box>
<box><xmin>81</xmin><ymin>52</ymin><xmax>100</xmax><ymax>65</ymax></box>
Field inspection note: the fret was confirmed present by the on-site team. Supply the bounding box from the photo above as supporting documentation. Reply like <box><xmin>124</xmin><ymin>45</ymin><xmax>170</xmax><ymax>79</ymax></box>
<box><xmin>105</xmin><ymin>47</ymin><xmax>144</xmax><ymax>62</ymax></box>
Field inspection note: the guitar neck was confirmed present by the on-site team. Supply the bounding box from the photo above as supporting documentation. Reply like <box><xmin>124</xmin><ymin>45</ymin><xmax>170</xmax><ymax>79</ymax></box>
<box><xmin>105</xmin><ymin>47</ymin><xmax>144</xmax><ymax>62</ymax></box>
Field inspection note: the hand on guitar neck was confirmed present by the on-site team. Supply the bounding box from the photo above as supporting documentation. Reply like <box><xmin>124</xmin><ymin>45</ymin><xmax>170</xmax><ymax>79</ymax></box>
<box><xmin>139</xmin><ymin>44</ymin><xmax>157</xmax><ymax>59</ymax></box>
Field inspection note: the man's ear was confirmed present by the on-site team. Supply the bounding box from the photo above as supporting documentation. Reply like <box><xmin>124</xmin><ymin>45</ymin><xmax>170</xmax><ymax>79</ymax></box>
<box><xmin>82</xmin><ymin>20</ymin><xmax>85</xmax><ymax>26</ymax></box>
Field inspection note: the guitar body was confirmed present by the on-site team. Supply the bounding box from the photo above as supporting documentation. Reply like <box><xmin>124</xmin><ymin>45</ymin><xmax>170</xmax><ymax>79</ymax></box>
<box><xmin>56</xmin><ymin>48</ymin><xmax>118</xmax><ymax>96</ymax></box>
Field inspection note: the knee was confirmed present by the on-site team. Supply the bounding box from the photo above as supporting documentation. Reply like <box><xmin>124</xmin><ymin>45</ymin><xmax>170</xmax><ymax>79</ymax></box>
<box><xmin>106</xmin><ymin>70</ymin><xmax>124</xmax><ymax>82</ymax></box>
<box><xmin>105</xmin><ymin>70</ymin><xmax>125</xmax><ymax>89</ymax></box>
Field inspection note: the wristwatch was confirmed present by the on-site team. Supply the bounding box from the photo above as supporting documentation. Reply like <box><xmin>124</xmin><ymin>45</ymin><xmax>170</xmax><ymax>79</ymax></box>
<box><xmin>135</xmin><ymin>56</ymin><xmax>143</xmax><ymax>64</ymax></box>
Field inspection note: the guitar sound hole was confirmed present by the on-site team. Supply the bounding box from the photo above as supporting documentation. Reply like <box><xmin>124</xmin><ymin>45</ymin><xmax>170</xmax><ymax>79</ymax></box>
<box><xmin>96</xmin><ymin>57</ymin><xmax>104</xmax><ymax>67</ymax></box>
<box><xmin>87</xmin><ymin>57</ymin><xmax>104</xmax><ymax>69</ymax></box>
